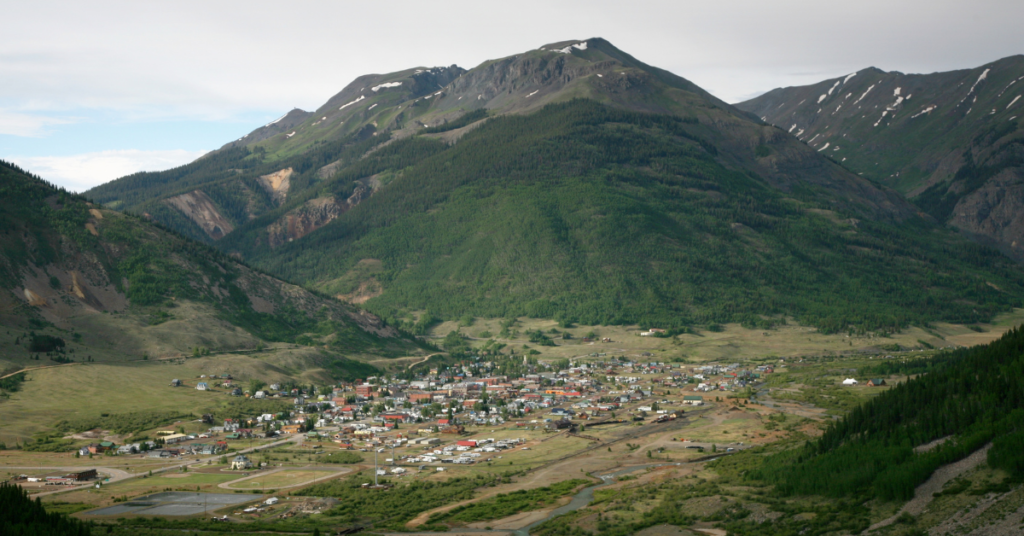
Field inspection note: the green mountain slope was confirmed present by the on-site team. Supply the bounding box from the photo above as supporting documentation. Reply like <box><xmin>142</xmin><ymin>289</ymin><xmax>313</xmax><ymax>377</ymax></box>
<box><xmin>749</xmin><ymin>325</ymin><xmax>1024</xmax><ymax>502</ymax></box>
<box><xmin>220</xmin><ymin>99</ymin><xmax>1024</xmax><ymax>333</ymax></box>
<box><xmin>81</xmin><ymin>39</ymin><xmax>1024</xmax><ymax>334</ymax></box>
<box><xmin>736</xmin><ymin>55</ymin><xmax>1024</xmax><ymax>259</ymax></box>
<box><xmin>85</xmin><ymin>38</ymin><xmax>912</xmax><ymax>246</ymax></box>
<box><xmin>0</xmin><ymin>160</ymin><xmax>419</xmax><ymax>366</ymax></box>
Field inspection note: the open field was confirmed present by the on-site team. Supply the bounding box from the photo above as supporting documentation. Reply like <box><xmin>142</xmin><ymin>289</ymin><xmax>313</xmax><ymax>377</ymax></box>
<box><xmin>223</xmin><ymin>467</ymin><xmax>352</xmax><ymax>490</ymax></box>
<box><xmin>1</xmin><ymin>310</ymin><xmax>1020</xmax><ymax>534</ymax></box>
<box><xmin>0</xmin><ymin>359</ymin><xmax>290</xmax><ymax>442</ymax></box>
<box><xmin>428</xmin><ymin>308</ymin><xmax>1024</xmax><ymax>362</ymax></box>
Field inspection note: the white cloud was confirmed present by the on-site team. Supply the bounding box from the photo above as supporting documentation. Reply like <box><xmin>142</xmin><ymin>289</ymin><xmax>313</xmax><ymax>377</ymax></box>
<box><xmin>0</xmin><ymin>109</ymin><xmax>75</xmax><ymax>137</ymax></box>
<box><xmin>8</xmin><ymin>149</ymin><xmax>207</xmax><ymax>192</ymax></box>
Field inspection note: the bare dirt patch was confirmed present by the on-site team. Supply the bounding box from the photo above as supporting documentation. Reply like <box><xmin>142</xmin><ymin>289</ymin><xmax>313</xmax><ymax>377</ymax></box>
<box><xmin>165</xmin><ymin>190</ymin><xmax>234</xmax><ymax>239</ymax></box>
<box><xmin>258</xmin><ymin>168</ymin><xmax>293</xmax><ymax>205</ymax></box>
<box><xmin>868</xmin><ymin>444</ymin><xmax>992</xmax><ymax>532</ymax></box>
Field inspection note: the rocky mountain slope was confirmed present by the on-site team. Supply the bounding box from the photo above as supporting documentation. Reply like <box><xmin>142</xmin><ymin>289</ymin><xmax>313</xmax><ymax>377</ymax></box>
<box><xmin>736</xmin><ymin>55</ymin><xmax>1024</xmax><ymax>259</ymax></box>
<box><xmin>86</xmin><ymin>38</ymin><xmax>914</xmax><ymax>244</ymax></box>
<box><xmin>82</xmin><ymin>40</ymin><xmax>1024</xmax><ymax>334</ymax></box>
<box><xmin>0</xmin><ymin>160</ymin><xmax>418</xmax><ymax>367</ymax></box>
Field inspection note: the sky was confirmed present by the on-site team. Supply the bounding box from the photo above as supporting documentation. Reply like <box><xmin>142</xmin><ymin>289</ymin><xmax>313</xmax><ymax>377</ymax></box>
<box><xmin>3</xmin><ymin>0</ymin><xmax>1022</xmax><ymax>191</ymax></box>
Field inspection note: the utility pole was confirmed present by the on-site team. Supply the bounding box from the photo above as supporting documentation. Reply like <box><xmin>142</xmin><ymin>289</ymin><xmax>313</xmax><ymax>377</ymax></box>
<box><xmin>374</xmin><ymin>449</ymin><xmax>378</xmax><ymax>486</ymax></box>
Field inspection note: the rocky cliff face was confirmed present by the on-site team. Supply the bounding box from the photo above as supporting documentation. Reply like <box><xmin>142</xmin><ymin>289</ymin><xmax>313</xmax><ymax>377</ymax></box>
<box><xmin>164</xmin><ymin>190</ymin><xmax>235</xmax><ymax>239</ymax></box>
<box><xmin>258</xmin><ymin>168</ymin><xmax>293</xmax><ymax>205</ymax></box>
<box><xmin>948</xmin><ymin>159</ymin><xmax>1024</xmax><ymax>259</ymax></box>
<box><xmin>266</xmin><ymin>180</ymin><xmax>375</xmax><ymax>248</ymax></box>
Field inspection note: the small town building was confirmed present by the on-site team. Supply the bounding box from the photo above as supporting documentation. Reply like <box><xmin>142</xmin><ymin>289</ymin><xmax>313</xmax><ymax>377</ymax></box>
<box><xmin>231</xmin><ymin>455</ymin><xmax>253</xmax><ymax>470</ymax></box>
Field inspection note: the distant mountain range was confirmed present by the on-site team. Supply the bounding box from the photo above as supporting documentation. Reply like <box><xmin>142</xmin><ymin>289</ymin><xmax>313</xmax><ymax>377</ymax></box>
<box><xmin>79</xmin><ymin>39</ymin><xmax>1024</xmax><ymax>333</ymax></box>
<box><xmin>736</xmin><ymin>55</ymin><xmax>1024</xmax><ymax>259</ymax></box>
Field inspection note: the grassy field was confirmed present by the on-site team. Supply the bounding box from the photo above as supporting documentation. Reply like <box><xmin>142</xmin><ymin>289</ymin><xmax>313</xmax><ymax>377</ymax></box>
<box><xmin>3</xmin><ymin>308</ymin><xmax>1020</xmax><ymax>533</ymax></box>
<box><xmin>428</xmin><ymin>308</ymin><xmax>1024</xmax><ymax>363</ymax></box>
<box><xmin>0</xmin><ymin>357</ymin><xmax>299</xmax><ymax>443</ymax></box>
<box><xmin>225</xmin><ymin>468</ymin><xmax>347</xmax><ymax>490</ymax></box>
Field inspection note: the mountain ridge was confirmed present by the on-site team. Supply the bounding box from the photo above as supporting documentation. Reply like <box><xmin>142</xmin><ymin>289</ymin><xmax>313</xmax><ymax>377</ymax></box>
<box><xmin>79</xmin><ymin>40</ymin><xmax>1024</xmax><ymax>334</ymax></box>
<box><xmin>737</xmin><ymin>55</ymin><xmax>1024</xmax><ymax>259</ymax></box>
<box><xmin>0</xmin><ymin>159</ymin><xmax>420</xmax><ymax>367</ymax></box>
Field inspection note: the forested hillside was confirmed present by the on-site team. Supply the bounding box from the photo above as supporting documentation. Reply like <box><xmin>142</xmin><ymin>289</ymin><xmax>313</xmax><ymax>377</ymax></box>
<box><xmin>0</xmin><ymin>481</ymin><xmax>92</xmax><ymax>535</ymax></box>
<box><xmin>82</xmin><ymin>132</ymin><xmax>388</xmax><ymax>244</ymax></box>
<box><xmin>748</xmin><ymin>326</ymin><xmax>1024</xmax><ymax>501</ymax></box>
<box><xmin>80</xmin><ymin>40</ymin><xmax>1024</xmax><ymax>335</ymax></box>
<box><xmin>222</xmin><ymin>100</ymin><xmax>1024</xmax><ymax>333</ymax></box>
<box><xmin>0</xmin><ymin>160</ymin><xmax>419</xmax><ymax>362</ymax></box>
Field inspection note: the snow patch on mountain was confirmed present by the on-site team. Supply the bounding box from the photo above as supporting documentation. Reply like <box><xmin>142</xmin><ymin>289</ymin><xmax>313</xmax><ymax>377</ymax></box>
<box><xmin>555</xmin><ymin>41</ymin><xmax>588</xmax><ymax>54</ymax></box>
<box><xmin>997</xmin><ymin>76</ymin><xmax>1024</xmax><ymax>97</ymax></box>
<box><xmin>959</xmin><ymin>68</ymin><xmax>991</xmax><ymax>105</ymax></box>
<box><xmin>874</xmin><ymin>111</ymin><xmax>889</xmax><ymax>127</ymax></box>
<box><xmin>265</xmin><ymin>113</ymin><xmax>287</xmax><ymax>127</ymax></box>
<box><xmin>911</xmin><ymin>105</ymin><xmax>937</xmax><ymax>118</ymax></box>
<box><xmin>854</xmin><ymin>85</ymin><xmax>875</xmax><ymax>105</ymax></box>
<box><xmin>372</xmin><ymin>82</ymin><xmax>403</xmax><ymax>92</ymax></box>
<box><xmin>339</xmin><ymin>95</ymin><xmax>366</xmax><ymax>110</ymax></box>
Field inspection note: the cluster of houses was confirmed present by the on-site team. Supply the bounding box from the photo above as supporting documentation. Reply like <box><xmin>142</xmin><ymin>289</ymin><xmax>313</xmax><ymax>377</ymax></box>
<box><xmin>688</xmin><ymin>363</ymin><xmax>771</xmax><ymax>392</ymax></box>
<box><xmin>98</xmin><ymin>354</ymin><xmax>791</xmax><ymax>467</ymax></box>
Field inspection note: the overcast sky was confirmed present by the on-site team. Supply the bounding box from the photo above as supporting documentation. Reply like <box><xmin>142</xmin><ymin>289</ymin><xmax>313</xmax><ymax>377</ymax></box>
<box><xmin>3</xmin><ymin>0</ymin><xmax>1022</xmax><ymax>191</ymax></box>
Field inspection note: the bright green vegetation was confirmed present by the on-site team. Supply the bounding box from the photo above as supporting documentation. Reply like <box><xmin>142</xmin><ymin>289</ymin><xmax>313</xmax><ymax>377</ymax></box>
<box><xmin>319</xmin><ymin>450</ymin><xmax>362</xmax><ymax>464</ymax></box>
<box><xmin>228</xmin><ymin>100</ymin><xmax>1024</xmax><ymax>333</ymax></box>
<box><xmin>0</xmin><ymin>481</ymin><xmax>93</xmax><ymax>536</ymax></box>
<box><xmin>297</xmin><ymin>473</ymin><xmax>499</xmax><ymax>530</ymax></box>
<box><xmin>0</xmin><ymin>372</ymin><xmax>26</xmax><ymax>394</ymax></box>
<box><xmin>53</xmin><ymin>410</ymin><xmax>199</xmax><ymax>436</ymax></box>
<box><xmin>0</xmin><ymin>162</ymin><xmax>95</xmax><ymax>288</ymax></box>
<box><xmin>747</xmin><ymin>326</ymin><xmax>1024</xmax><ymax>501</ymax></box>
<box><xmin>533</xmin><ymin>475</ymin><xmax>874</xmax><ymax>536</ymax></box>
<box><xmin>427</xmin><ymin>478</ymin><xmax>591</xmax><ymax>525</ymax></box>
